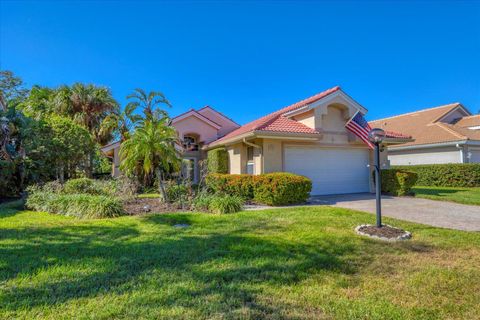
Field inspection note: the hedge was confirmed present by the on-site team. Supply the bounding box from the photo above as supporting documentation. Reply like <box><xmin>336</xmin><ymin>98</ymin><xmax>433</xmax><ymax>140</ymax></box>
<box><xmin>393</xmin><ymin>164</ymin><xmax>480</xmax><ymax>187</ymax></box>
<box><xmin>206</xmin><ymin>172</ymin><xmax>312</xmax><ymax>206</ymax></box>
<box><xmin>379</xmin><ymin>169</ymin><xmax>418</xmax><ymax>196</ymax></box>
<box><xmin>207</xmin><ymin>148</ymin><xmax>229</xmax><ymax>174</ymax></box>
<box><xmin>206</xmin><ymin>174</ymin><xmax>254</xmax><ymax>199</ymax></box>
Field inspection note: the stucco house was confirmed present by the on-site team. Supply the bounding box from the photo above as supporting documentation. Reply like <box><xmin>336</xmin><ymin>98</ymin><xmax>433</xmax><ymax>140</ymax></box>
<box><xmin>370</xmin><ymin>103</ymin><xmax>480</xmax><ymax>165</ymax></box>
<box><xmin>102</xmin><ymin>86</ymin><xmax>411</xmax><ymax>195</ymax></box>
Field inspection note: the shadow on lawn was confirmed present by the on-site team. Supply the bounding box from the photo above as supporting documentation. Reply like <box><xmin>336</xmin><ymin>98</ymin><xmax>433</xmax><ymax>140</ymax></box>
<box><xmin>0</xmin><ymin>214</ymin><xmax>434</xmax><ymax>318</ymax></box>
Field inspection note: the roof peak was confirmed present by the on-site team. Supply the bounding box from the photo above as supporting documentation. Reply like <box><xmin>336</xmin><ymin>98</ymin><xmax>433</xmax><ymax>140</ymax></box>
<box><xmin>372</xmin><ymin>103</ymin><xmax>460</xmax><ymax>123</ymax></box>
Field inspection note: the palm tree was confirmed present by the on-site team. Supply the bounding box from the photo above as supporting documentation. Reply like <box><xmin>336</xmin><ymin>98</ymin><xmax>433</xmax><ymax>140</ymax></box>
<box><xmin>126</xmin><ymin>88</ymin><xmax>171</xmax><ymax>121</ymax></box>
<box><xmin>120</xmin><ymin>117</ymin><xmax>180</xmax><ymax>202</ymax></box>
<box><xmin>100</xmin><ymin>102</ymin><xmax>143</xmax><ymax>142</ymax></box>
<box><xmin>53</xmin><ymin>83</ymin><xmax>119</xmax><ymax>144</ymax></box>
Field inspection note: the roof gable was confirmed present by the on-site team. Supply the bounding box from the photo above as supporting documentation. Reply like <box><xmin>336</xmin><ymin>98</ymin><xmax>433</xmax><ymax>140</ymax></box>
<box><xmin>172</xmin><ymin>109</ymin><xmax>221</xmax><ymax>129</ymax></box>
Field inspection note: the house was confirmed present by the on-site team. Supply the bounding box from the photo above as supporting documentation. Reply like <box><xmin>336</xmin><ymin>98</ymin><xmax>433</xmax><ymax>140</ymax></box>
<box><xmin>369</xmin><ymin>103</ymin><xmax>480</xmax><ymax>165</ymax></box>
<box><xmin>102</xmin><ymin>86</ymin><xmax>411</xmax><ymax>195</ymax></box>
<box><xmin>101</xmin><ymin>106</ymin><xmax>240</xmax><ymax>180</ymax></box>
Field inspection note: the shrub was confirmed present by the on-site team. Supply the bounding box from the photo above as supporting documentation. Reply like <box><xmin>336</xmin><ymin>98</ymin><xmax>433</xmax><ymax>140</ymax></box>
<box><xmin>26</xmin><ymin>190</ymin><xmax>124</xmax><ymax>218</ymax></box>
<box><xmin>393</xmin><ymin>164</ymin><xmax>480</xmax><ymax>187</ymax></box>
<box><xmin>63</xmin><ymin>177</ymin><xmax>116</xmax><ymax>196</ymax></box>
<box><xmin>0</xmin><ymin>161</ymin><xmax>18</xmax><ymax>197</ymax></box>
<box><xmin>253</xmin><ymin>173</ymin><xmax>312</xmax><ymax>206</ymax></box>
<box><xmin>192</xmin><ymin>193</ymin><xmax>243</xmax><ymax>214</ymax></box>
<box><xmin>206</xmin><ymin>174</ymin><xmax>254</xmax><ymax>200</ymax></box>
<box><xmin>166</xmin><ymin>183</ymin><xmax>189</xmax><ymax>202</ymax></box>
<box><xmin>380</xmin><ymin>169</ymin><xmax>418</xmax><ymax>196</ymax></box>
<box><xmin>207</xmin><ymin>148</ymin><xmax>229</xmax><ymax>174</ymax></box>
<box><xmin>205</xmin><ymin>172</ymin><xmax>312</xmax><ymax>206</ymax></box>
<box><xmin>208</xmin><ymin>194</ymin><xmax>243</xmax><ymax>214</ymax></box>
<box><xmin>192</xmin><ymin>193</ymin><xmax>214</xmax><ymax>212</ymax></box>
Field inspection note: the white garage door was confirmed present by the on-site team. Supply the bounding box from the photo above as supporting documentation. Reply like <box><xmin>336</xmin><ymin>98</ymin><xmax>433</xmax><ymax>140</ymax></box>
<box><xmin>284</xmin><ymin>146</ymin><xmax>371</xmax><ymax>195</ymax></box>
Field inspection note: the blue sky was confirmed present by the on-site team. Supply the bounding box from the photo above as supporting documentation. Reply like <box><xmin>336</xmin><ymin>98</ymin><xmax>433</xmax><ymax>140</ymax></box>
<box><xmin>1</xmin><ymin>1</ymin><xmax>479</xmax><ymax>124</ymax></box>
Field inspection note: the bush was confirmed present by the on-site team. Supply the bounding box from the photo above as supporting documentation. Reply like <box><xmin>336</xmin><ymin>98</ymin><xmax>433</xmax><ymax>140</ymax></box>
<box><xmin>207</xmin><ymin>148</ymin><xmax>229</xmax><ymax>174</ymax></box>
<box><xmin>192</xmin><ymin>193</ymin><xmax>243</xmax><ymax>214</ymax></box>
<box><xmin>166</xmin><ymin>182</ymin><xmax>190</xmax><ymax>202</ymax></box>
<box><xmin>206</xmin><ymin>174</ymin><xmax>254</xmax><ymax>200</ymax></box>
<box><xmin>63</xmin><ymin>177</ymin><xmax>117</xmax><ymax>197</ymax></box>
<box><xmin>206</xmin><ymin>172</ymin><xmax>312</xmax><ymax>206</ymax></box>
<box><xmin>0</xmin><ymin>161</ymin><xmax>18</xmax><ymax>197</ymax></box>
<box><xmin>253</xmin><ymin>173</ymin><xmax>312</xmax><ymax>206</ymax></box>
<box><xmin>26</xmin><ymin>190</ymin><xmax>124</xmax><ymax>218</ymax></box>
<box><xmin>209</xmin><ymin>194</ymin><xmax>243</xmax><ymax>214</ymax></box>
<box><xmin>393</xmin><ymin>164</ymin><xmax>480</xmax><ymax>187</ymax></box>
<box><xmin>192</xmin><ymin>193</ymin><xmax>214</xmax><ymax>212</ymax></box>
<box><xmin>380</xmin><ymin>169</ymin><xmax>418</xmax><ymax>196</ymax></box>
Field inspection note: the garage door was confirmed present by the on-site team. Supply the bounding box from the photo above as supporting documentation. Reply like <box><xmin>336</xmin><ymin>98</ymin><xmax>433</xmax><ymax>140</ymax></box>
<box><xmin>284</xmin><ymin>146</ymin><xmax>370</xmax><ymax>195</ymax></box>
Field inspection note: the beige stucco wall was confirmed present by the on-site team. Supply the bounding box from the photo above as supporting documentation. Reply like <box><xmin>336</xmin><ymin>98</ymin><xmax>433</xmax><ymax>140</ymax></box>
<box><xmin>226</xmin><ymin>142</ymin><xmax>245</xmax><ymax>174</ymax></box>
<box><xmin>262</xmin><ymin>139</ymin><xmax>283</xmax><ymax>173</ymax></box>
<box><xmin>173</xmin><ymin>117</ymin><xmax>219</xmax><ymax>144</ymax></box>
<box><xmin>113</xmin><ymin>146</ymin><xmax>121</xmax><ymax>177</ymax></box>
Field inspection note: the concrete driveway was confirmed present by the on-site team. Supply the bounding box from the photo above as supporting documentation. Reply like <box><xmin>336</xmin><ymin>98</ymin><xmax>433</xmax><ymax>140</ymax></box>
<box><xmin>309</xmin><ymin>193</ymin><xmax>480</xmax><ymax>231</ymax></box>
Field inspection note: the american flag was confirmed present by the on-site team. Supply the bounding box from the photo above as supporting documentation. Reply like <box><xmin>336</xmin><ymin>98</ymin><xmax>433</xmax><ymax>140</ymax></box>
<box><xmin>345</xmin><ymin>111</ymin><xmax>374</xmax><ymax>149</ymax></box>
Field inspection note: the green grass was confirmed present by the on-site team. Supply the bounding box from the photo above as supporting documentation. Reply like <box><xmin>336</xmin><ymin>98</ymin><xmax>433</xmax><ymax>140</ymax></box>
<box><xmin>413</xmin><ymin>186</ymin><xmax>480</xmax><ymax>206</ymax></box>
<box><xmin>1</xmin><ymin>201</ymin><xmax>479</xmax><ymax>319</ymax></box>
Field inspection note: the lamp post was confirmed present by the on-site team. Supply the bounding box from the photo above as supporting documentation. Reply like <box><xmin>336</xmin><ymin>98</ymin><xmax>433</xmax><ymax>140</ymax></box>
<box><xmin>369</xmin><ymin>128</ymin><xmax>386</xmax><ymax>228</ymax></box>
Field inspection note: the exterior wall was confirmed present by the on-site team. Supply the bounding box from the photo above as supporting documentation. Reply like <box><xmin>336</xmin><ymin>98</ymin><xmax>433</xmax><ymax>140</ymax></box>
<box><xmin>226</xmin><ymin>142</ymin><xmax>245</xmax><ymax>174</ymax></box>
<box><xmin>293</xmin><ymin>110</ymin><xmax>315</xmax><ymax>129</ymax></box>
<box><xmin>173</xmin><ymin>116</ymin><xmax>219</xmax><ymax>144</ymax></box>
<box><xmin>388</xmin><ymin>146</ymin><xmax>462</xmax><ymax>165</ymax></box>
<box><xmin>262</xmin><ymin>139</ymin><xmax>283</xmax><ymax>173</ymax></box>
<box><xmin>197</xmin><ymin>108</ymin><xmax>239</xmax><ymax>137</ymax></box>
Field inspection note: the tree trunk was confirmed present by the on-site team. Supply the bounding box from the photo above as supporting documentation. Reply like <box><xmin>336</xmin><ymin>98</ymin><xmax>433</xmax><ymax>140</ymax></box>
<box><xmin>156</xmin><ymin>168</ymin><xmax>168</xmax><ymax>203</ymax></box>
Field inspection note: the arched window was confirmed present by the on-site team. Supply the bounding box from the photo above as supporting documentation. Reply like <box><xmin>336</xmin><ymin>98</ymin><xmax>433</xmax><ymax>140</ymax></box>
<box><xmin>183</xmin><ymin>135</ymin><xmax>198</xmax><ymax>151</ymax></box>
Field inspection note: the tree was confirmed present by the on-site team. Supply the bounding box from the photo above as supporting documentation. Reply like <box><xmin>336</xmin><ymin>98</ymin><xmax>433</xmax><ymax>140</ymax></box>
<box><xmin>100</xmin><ymin>102</ymin><xmax>142</xmax><ymax>142</ymax></box>
<box><xmin>120</xmin><ymin>116</ymin><xmax>180</xmax><ymax>202</ymax></box>
<box><xmin>0</xmin><ymin>70</ymin><xmax>28</xmax><ymax>108</ymax></box>
<box><xmin>17</xmin><ymin>85</ymin><xmax>55</xmax><ymax>119</ymax></box>
<box><xmin>47</xmin><ymin>115</ymin><xmax>94</xmax><ymax>182</ymax></box>
<box><xmin>52</xmin><ymin>83</ymin><xmax>119</xmax><ymax>144</ymax></box>
<box><xmin>126</xmin><ymin>88</ymin><xmax>171</xmax><ymax>121</ymax></box>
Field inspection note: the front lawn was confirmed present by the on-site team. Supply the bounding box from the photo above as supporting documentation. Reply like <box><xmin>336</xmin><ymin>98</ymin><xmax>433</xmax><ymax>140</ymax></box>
<box><xmin>413</xmin><ymin>186</ymin><xmax>480</xmax><ymax>206</ymax></box>
<box><xmin>1</xmin><ymin>202</ymin><xmax>479</xmax><ymax>319</ymax></box>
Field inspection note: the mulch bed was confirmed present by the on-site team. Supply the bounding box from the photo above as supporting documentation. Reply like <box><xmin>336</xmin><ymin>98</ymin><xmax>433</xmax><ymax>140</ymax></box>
<box><xmin>355</xmin><ymin>224</ymin><xmax>412</xmax><ymax>241</ymax></box>
<box><xmin>123</xmin><ymin>198</ymin><xmax>187</xmax><ymax>215</ymax></box>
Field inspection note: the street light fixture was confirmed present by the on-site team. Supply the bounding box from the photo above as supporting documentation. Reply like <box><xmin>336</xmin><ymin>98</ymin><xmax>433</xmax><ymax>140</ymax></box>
<box><xmin>369</xmin><ymin>128</ymin><xmax>386</xmax><ymax>228</ymax></box>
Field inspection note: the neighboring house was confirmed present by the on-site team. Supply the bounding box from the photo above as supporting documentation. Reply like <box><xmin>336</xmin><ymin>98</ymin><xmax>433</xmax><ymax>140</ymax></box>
<box><xmin>102</xmin><ymin>86</ymin><xmax>410</xmax><ymax>195</ymax></box>
<box><xmin>101</xmin><ymin>106</ymin><xmax>240</xmax><ymax>181</ymax></box>
<box><xmin>370</xmin><ymin>103</ymin><xmax>480</xmax><ymax>165</ymax></box>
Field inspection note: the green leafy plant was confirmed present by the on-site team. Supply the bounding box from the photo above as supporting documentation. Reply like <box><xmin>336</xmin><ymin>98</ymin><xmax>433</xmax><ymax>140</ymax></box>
<box><xmin>208</xmin><ymin>194</ymin><xmax>243</xmax><ymax>214</ymax></box>
<box><xmin>206</xmin><ymin>172</ymin><xmax>312</xmax><ymax>206</ymax></box>
<box><xmin>207</xmin><ymin>148</ymin><xmax>229</xmax><ymax>174</ymax></box>
<box><xmin>393</xmin><ymin>164</ymin><xmax>480</xmax><ymax>187</ymax></box>
<box><xmin>253</xmin><ymin>173</ymin><xmax>312</xmax><ymax>206</ymax></box>
<box><xmin>380</xmin><ymin>169</ymin><xmax>418</xmax><ymax>196</ymax></box>
<box><xmin>63</xmin><ymin>177</ymin><xmax>116</xmax><ymax>196</ymax></box>
<box><xmin>26</xmin><ymin>187</ymin><xmax>124</xmax><ymax>219</ymax></box>
<box><xmin>206</xmin><ymin>173</ymin><xmax>255</xmax><ymax>200</ymax></box>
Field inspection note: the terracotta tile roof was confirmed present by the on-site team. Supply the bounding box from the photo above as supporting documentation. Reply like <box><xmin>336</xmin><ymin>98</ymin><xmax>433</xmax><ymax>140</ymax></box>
<box><xmin>454</xmin><ymin>114</ymin><xmax>480</xmax><ymax>128</ymax></box>
<box><xmin>369</xmin><ymin>103</ymin><xmax>480</xmax><ymax>148</ymax></box>
<box><xmin>211</xmin><ymin>86</ymin><xmax>340</xmax><ymax>145</ymax></box>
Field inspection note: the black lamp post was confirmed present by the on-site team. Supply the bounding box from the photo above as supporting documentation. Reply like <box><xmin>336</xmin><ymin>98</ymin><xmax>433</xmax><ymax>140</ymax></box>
<box><xmin>369</xmin><ymin>128</ymin><xmax>386</xmax><ymax>228</ymax></box>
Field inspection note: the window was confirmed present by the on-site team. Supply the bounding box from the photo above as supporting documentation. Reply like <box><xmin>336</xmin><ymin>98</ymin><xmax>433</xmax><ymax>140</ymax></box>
<box><xmin>246</xmin><ymin>146</ymin><xmax>254</xmax><ymax>174</ymax></box>
<box><xmin>183</xmin><ymin>135</ymin><xmax>198</xmax><ymax>151</ymax></box>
